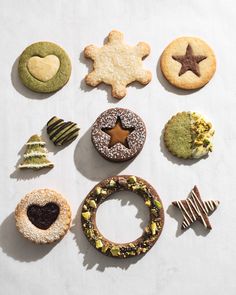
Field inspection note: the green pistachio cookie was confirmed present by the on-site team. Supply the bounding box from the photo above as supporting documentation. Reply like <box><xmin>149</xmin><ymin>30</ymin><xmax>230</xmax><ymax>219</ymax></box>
<box><xmin>164</xmin><ymin>112</ymin><xmax>214</xmax><ymax>159</ymax></box>
<box><xmin>18</xmin><ymin>42</ymin><xmax>71</xmax><ymax>93</ymax></box>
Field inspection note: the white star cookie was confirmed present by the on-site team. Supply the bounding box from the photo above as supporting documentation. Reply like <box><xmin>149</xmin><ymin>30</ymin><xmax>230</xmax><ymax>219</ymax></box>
<box><xmin>84</xmin><ymin>30</ymin><xmax>152</xmax><ymax>99</ymax></box>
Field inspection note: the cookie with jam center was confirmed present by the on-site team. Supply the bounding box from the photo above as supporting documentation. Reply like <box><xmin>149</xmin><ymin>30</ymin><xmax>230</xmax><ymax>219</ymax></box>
<box><xmin>81</xmin><ymin>175</ymin><xmax>164</xmax><ymax>258</ymax></box>
<box><xmin>18</xmin><ymin>41</ymin><xmax>71</xmax><ymax>93</ymax></box>
<box><xmin>15</xmin><ymin>189</ymin><xmax>71</xmax><ymax>244</ymax></box>
<box><xmin>160</xmin><ymin>37</ymin><xmax>216</xmax><ymax>90</ymax></box>
<box><xmin>164</xmin><ymin>111</ymin><xmax>215</xmax><ymax>159</ymax></box>
<box><xmin>91</xmin><ymin>108</ymin><xmax>146</xmax><ymax>162</ymax></box>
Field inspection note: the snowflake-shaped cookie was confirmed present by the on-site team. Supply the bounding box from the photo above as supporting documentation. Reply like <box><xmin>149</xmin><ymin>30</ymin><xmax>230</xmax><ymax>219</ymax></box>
<box><xmin>84</xmin><ymin>30</ymin><xmax>152</xmax><ymax>99</ymax></box>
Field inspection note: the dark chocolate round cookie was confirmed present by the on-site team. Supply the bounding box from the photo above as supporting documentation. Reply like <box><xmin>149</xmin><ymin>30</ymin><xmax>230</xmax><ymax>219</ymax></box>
<box><xmin>91</xmin><ymin>108</ymin><xmax>146</xmax><ymax>162</ymax></box>
<box><xmin>18</xmin><ymin>41</ymin><xmax>71</xmax><ymax>93</ymax></box>
<box><xmin>81</xmin><ymin>175</ymin><xmax>164</xmax><ymax>258</ymax></box>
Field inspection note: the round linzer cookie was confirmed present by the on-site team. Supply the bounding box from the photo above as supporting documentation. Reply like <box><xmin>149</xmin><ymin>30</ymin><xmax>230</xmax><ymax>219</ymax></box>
<box><xmin>15</xmin><ymin>189</ymin><xmax>71</xmax><ymax>244</ymax></box>
<box><xmin>91</xmin><ymin>108</ymin><xmax>146</xmax><ymax>162</ymax></box>
<box><xmin>164</xmin><ymin>111</ymin><xmax>215</xmax><ymax>159</ymax></box>
<box><xmin>81</xmin><ymin>175</ymin><xmax>164</xmax><ymax>258</ymax></box>
<box><xmin>160</xmin><ymin>37</ymin><xmax>216</xmax><ymax>89</ymax></box>
<box><xmin>18</xmin><ymin>42</ymin><xmax>71</xmax><ymax>93</ymax></box>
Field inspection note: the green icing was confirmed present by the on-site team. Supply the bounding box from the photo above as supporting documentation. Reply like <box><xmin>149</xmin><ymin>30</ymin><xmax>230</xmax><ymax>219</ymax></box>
<box><xmin>18</xmin><ymin>42</ymin><xmax>71</xmax><ymax>93</ymax></box>
<box><xmin>164</xmin><ymin>112</ymin><xmax>192</xmax><ymax>159</ymax></box>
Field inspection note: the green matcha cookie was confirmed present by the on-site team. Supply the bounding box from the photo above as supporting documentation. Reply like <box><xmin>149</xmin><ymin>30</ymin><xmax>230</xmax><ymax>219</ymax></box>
<box><xmin>18</xmin><ymin>42</ymin><xmax>71</xmax><ymax>93</ymax></box>
<box><xmin>18</xmin><ymin>134</ymin><xmax>54</xmax><ymax>170</ymax></box>
<box><xmin>164</xmin><ymin>112</ymin><xmax>214</xmax><ymax>159</ymax></box>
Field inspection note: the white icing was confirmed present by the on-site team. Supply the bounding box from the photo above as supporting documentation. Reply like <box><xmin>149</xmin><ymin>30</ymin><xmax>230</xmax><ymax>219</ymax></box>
<box><xmin>24</xmin><ymin>152</ymin><xmax>47</xmax><ymax>158</ymax></box>
<box><xmin>26</xmin><ymin>141</ymin><xmax>45</xmax><ymax>146</ymax></box>
<box><xmin>19</xmin><ymin>163</ymin><xmax>53</xmax><ymax>168</ymax></box>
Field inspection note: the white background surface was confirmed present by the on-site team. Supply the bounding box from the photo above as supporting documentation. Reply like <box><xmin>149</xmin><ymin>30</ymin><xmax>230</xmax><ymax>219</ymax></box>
<box><xmin>0</xmin><ymin>0</ymin><xmax>236</xmax><ymax>294</ymax></box>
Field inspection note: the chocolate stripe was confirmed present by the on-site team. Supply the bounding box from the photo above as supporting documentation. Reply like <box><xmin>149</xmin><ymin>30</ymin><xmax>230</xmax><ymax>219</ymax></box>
<box><xmin>46</xmin><ymin>116</ymin><xmax>79</xmax><ymax>146</ymax></box>
<box><xmin>49</xmin><ymin>122</ymin><xmax>72</xmax><ymax>140</ymax></box>
<box><xmin>59</xmin><ymin>128</ymin><xmax>80</xmax><ymax>145</ymax></box>
<box><xmin>47</xmin><ymin>117</ymin><xmax>64</xmax><ymax>133</ymax></box>
<box><xmin>53</xmin><ymin>123</ymin><xmax>77</xmax><ymax>144</ymax></box>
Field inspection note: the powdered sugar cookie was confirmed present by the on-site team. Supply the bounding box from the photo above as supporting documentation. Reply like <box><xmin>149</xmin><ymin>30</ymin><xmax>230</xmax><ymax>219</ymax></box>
<box><xmin>84</xmin><ymin>30</ymin><xmax>152</xmax><ymax>99</ymax></box>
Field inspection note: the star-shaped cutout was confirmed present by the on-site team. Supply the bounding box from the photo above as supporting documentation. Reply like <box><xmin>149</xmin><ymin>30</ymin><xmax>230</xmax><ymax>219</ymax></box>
<box><xmin>172</xmin><ymin>44</ymin><xmax>207</xmax><ymax>77</ymax></box>
<box><xmin>84</xmin><ymin>30</ymin><xmax>152</xmax><ymax>99</ymax></box>
<box><xmin>172</xmin><ymin>186</ymin><xmax>219</xmax><ymax>230</ymax></box>
<box><xmin>102</xmin><ymin>116</ymin><xmax>135</xmax><ymax>149</ymax></box>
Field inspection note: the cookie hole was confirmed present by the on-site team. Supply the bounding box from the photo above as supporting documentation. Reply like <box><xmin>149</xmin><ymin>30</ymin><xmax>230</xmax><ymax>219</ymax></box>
<box><xmin>101</xmin><ymin>116</ymin><xmax>135</xmax><ymax>149</ymax></box>
<box><xmin>96</xmin><ymin>191</ymin><xmax>149</xmax><ymax>243</ymax></box>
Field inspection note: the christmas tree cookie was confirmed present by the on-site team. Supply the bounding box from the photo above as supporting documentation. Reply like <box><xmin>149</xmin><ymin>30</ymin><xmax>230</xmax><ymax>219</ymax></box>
<box><xmin>18</xmin><ymin>134</ymin><xmax>54</xmax><ymax>170</ymax></box>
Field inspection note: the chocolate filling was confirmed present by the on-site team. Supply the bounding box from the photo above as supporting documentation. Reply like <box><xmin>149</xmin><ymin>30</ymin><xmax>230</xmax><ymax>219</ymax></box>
<box><xmin>27</xmin><ymin>202</ymin><xmax>60</xmax><ymax>230</ymax></box>
<box><xmin>172</xmin><ymin>44</ymin><xmax>207</xmax><ymax>77</ymax></box>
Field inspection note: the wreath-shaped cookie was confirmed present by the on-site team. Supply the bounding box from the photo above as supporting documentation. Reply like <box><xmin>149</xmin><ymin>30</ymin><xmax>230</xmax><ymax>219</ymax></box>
<box><xmin>81</xmin><ymin>175</ymin><xmax>164</xmax><ymax>258</ymax></box>
<box><xmin>18</xmin><ymin>41</ymin><xmax>71</xmax><ymax>93</ymax></box>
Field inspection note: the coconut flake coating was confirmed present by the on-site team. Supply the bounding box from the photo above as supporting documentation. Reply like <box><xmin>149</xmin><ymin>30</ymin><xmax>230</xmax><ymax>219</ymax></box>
<box><xmin>91</xmin><ymin>108</ymin><xmax>146</xmax><ymax>162</ymax></box>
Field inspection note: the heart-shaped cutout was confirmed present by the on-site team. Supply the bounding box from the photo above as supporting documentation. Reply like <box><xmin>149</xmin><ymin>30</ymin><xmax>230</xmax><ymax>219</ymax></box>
<box><xmin>27</xmin><ymin>55</ymin><xmax>60</xmax><ymax>82</ymax></box>
<box><xmin>27</xmin><ymin>202</ymin><xmax>60</xmax><ymax>230</ymax></box>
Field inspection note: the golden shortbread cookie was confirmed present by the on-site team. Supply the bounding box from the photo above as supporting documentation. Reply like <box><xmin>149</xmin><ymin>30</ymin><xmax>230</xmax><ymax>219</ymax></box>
<box><xmin>160</xmin><ymin>37</ymin><xmax>216</xmax><ymax>90</ymax></box>
<box><xmin>84</xmin><ymin>30</ymin><xmax>152</xmax><ymax>99</ymax></box>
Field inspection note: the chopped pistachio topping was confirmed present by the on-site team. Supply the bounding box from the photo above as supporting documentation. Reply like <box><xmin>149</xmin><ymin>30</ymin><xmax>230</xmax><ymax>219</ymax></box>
<box><xmin>86</xmin><ymin>229</ymin><xmax>94</xmax><ymax>239</ymax></box>
<box><xmin>151</xmin><ymin>222</ymin><xmax>157</xmax><ymax>235</ymax></box>
<box><xmin>145</xmin><ymin>199</ymin><xmax>151</xmax><ymax>207</ymax></box>
<box><xmin>107</xmin><ymin>179</ymin><xmax>116</xmax><ymax>187</ymax></box>
<box><xmin>127</xmin><ymin>176</ymin><xmax>137</xmax><ymax>184</ymax></box>
<box><xmin>151</xmin><ymin>209</ymin><xmax>158</xmax><ymax>216</ymax></box>
<box><xmin>89</xmin><ymin>200</ymin><xmax>97</xmax><ymax>208</ymax></box>
<box><xmin>190</xmin><ymin>112</ymin><xmax>214</xmax><ymax>158</ymax></box>
<box><xmin>101</xmin><ymin>244</ymin><xmax>109</xmax><ymax>253</ymax></box>
<box><xmin>95</xmin><ymin>187</ymin><xmax>102</xmax><ymax>195</ymax></box>
<box><xmin>95</xmin><ymin>240</ymin><xmax>103</xmax><ymax>249</ymax></box>
<box><xmin>154</xmin><ymin>199</ymin><xmax>162</xmax><ymax>209</ymax></box>
<box><xmin>82</xmin><ymin>211</ymin><xmax>91</xmax><ymax>220</ymax></box>
<box><xmin>128</xmin><ymin>243</ymin><xmax>135</xmax><ymax>248</ymax></box>
<box><xmin>110</xmin><ymin>246</ymin><xmax>120</xmax><ymax>256</ymax></box>
<box><xmin>132</xmin><ymin>184</ymin><xmax>141</xmax><ymax>191</ymax></box>
<box><xmin>101</xmin><ymin>189</ymin><xmax>107</xmax><ymax>196</ymax></box>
